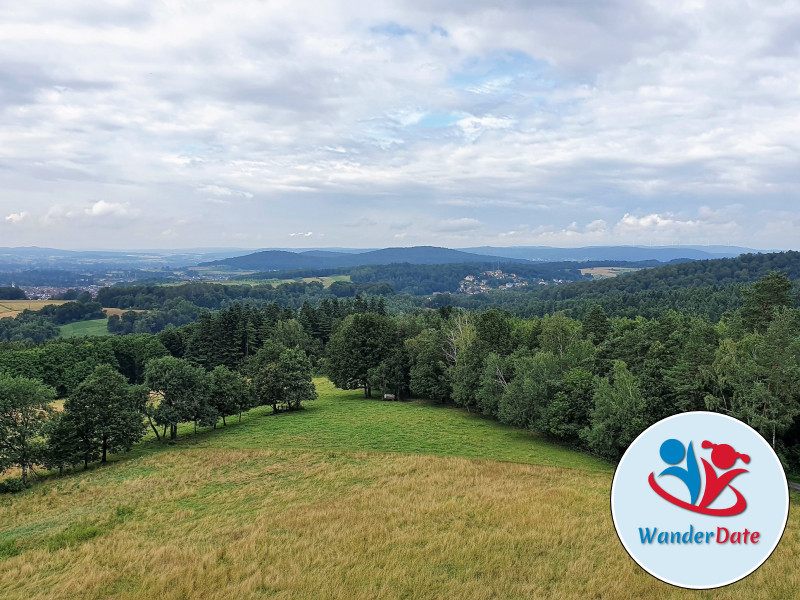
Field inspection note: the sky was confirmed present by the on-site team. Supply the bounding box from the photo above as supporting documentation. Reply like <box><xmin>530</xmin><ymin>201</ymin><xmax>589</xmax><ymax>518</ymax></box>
<box><xmin>1</xmin><ymin>0</ymin><xmax>799</xmax><ymax>250</ymax></box>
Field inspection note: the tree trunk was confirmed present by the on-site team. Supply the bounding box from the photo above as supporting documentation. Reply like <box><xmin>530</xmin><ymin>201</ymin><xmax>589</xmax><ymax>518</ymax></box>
<box><xmin>148</xmin><ymin>416</ymin><xmax>161</xmax><ymax>441</ymax></box>
<box><xmin>21</xmin><ymin>463</ymin><xmax>28</xmax><ymax>486</ymax></box>
<box><xmin>239</xmin><ymin>411</ymin><xmax>242</xmax><ymax>423</ymax></box>
<box><xmin>222</xmin><ymin>415</ymin><xmax>226</xmax><ymax>426</ymax></box>
<box><xmin>170</xmin><ymin>424</ymin><xmax>177</xmax><ymax>440</ymax></box>
<box><xmin>194</xmin><ymin>419</ymin><xmax>197</xmax><ymax>434</ymax></box>
<box><xmin>102</xmin><ymin>439</ymin><xmax>108</xmax><ymax>463</ymax></box>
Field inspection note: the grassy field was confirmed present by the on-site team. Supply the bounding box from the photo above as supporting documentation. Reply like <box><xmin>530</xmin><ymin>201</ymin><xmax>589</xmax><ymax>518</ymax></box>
<box><xmin>580</xmin><ymin>267</ymin><xmax>643</xmax><ymax>279</ymax></box>
<box><xmin>59</xmin><ymin>319</ymin><xmax>110</xmax><ymax>338</ymax></box>
<box><xmin>0</xmin><ymin>379</ymin><xmax>798</xmax><ymax>599</ymax></box>
<box><xmin>0</xmin><ymin>300</ymin><xmax>69</xmax><ymax>320</ymax></box>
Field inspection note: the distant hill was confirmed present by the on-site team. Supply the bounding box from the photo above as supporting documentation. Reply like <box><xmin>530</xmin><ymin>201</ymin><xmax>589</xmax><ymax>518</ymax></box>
<box><xmin>460</xmin><ymin>245</ymin><xmax>759</xmax><ymax>262</ymax></box>
<box><xmin>200</xmin><ymin>246</ymin><xmax>529</xmax><ymax>271</ymax></box>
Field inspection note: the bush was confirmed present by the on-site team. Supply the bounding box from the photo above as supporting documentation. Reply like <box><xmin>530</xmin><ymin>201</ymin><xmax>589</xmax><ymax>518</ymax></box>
<box><xmin>0</xmin><ymin>478</ymin><xmax>27</xmax><ymax>494</ymax></box>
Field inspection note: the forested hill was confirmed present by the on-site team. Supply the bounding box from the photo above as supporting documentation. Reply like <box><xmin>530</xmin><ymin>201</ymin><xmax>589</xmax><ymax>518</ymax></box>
<box><xmin>435</xmin><ymin>251</ymin><xmax>800</xmax><ymax>321</ymax></box>
<box><xmin>200</xmin><ymin>246</ymin><xmax>528</xmax><ymax>270</ymax></box>
<box><xmin>535</xmin><ymin>251</ymin><xmax>800</xmax><ymax>298</ymax></box>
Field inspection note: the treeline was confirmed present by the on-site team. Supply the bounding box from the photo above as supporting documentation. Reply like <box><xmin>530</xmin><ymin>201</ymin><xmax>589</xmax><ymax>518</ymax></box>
<box><xmin>107</xmin><ymin>299</ymin><xmax>206</xmax><ymax>335</ymax></box>
<box><xmin>0</xmin><ymin>334</ymin><xmax>317</xmax><ymax>490</ymax></box>
<box><xmin>0</xmin><ymin>287</ymin><xmax>26</xmax><ymax>300</ymax></box>
<box><xmin>427</xmin><ymin>284</ymin><xmax>745</xmax><ymax>322</ymax></box>
<box><xmin>97</xmin><ymin>279</ymin><xmax>393</xmax><ymax>311</ymax></box>
<box><xmin>324</xmin><ymin>272</ymin><xmax>800</xmax><ymax>467</ymax></box>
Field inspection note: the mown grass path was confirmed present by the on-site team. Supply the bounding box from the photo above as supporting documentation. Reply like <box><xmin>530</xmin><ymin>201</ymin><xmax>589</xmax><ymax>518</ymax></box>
<box><xmin>0</xmin><ymin>379</ymin><xmax>797</xmax><ymax>599</ymax></box>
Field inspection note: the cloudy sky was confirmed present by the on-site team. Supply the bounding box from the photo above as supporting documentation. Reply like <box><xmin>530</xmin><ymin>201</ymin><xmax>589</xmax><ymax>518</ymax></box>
<box><xmin>1</xmin><ymin>0</ymin><xmax>799</xmax><ymax>250</ymax></box>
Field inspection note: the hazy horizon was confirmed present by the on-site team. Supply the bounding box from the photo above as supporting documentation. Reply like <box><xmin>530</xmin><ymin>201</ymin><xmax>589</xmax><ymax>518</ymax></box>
<box><xmin>0</xmin><ymin>242</ymin><xmax>782</xmax><ymax>254</ymax></box>
<box><xmin>1</xmin><ymin>2</ymin><xmax>798</xmax><ymax>249</ymax></box>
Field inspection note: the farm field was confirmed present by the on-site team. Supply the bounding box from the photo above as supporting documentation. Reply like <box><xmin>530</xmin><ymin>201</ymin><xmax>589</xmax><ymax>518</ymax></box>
<box><xmin>59</xmin><ymin>319</ymin><xmax>110</xmax><ymax>338</ymax></box>
<box><xmin>0</xmin><ymin>300</ymin><xmax>69</xmax><ymax>319</ymax></box>
<box><xmin>0</xmin><ymin>379</ymin><xmax>798</xmax><ymax>600</ymax></box>
<box><xmin>580</xmin><ymin>266</ymin><xmax>643</xmax><ymax>279</ymax></box>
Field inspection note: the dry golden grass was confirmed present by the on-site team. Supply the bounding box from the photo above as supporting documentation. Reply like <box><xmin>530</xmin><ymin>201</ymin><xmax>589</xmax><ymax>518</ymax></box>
<box><xmin>1</xmin><ymin>450</ymin><xmax>798</xmax><ymax>599</ymax></box>
<box><xmin>579</xmin><ymin>267</ymin><xmax>643</xmax><ymax>279</ymax></box>
<box><xmin>0</xmin><ymin>380</ymin><xmax>797</xmax><ymax>599</ymax></box>
<box><xmin>0</xmin><ymin>300</ymin><xmax>69</xmax><ymax>320</ymax></box>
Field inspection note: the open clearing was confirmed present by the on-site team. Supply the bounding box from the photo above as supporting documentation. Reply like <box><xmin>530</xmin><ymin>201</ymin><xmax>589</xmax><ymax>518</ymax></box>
<box><xmin>580</xmin><ymin>267</ymin><xmax>643</xmax><ymax>279</ymax></box>
<box><xmin>580</xmin><ymin>266</ymin><xmax>643</xmax><ymax>279</ymax></box>
<box><xmin>0</xmin><ymin>300</ymin><xmax>69</xmax><ymax>319</ymax></box>
<box><xmin>0</xmin><ymin>379</ymin><xmax>797</xmax><ymax>599</ymax></box>
<box><xmin>59</xmin><ymin>319</ymin><xmax>110</xmax><ymax>338</ymax></box>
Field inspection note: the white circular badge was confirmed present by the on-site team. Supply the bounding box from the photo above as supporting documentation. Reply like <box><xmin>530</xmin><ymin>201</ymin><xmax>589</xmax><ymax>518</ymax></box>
<box><xmin>611</xmin><ymin>411</ymin><xmax>789</xmax><ymax>589</ymax></box>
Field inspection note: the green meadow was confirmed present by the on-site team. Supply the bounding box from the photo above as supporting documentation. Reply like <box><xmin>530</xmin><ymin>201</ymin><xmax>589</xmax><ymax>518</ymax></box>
<box><xmin>59</xmin><ymin>319</ymin><xmax>110</xmax><ymax>338</ymax></box>
<box><xmin>1</xmin><ymin>379</ymin><xmax>798</xmax><ymax>600</ymax></box>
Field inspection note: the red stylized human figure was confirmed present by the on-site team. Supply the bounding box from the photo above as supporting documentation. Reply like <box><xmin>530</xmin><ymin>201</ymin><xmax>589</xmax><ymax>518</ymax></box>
<box><xmin>698</xmin><ymin>441</ymin><xmax>750</xmax><ymax>509</ymax></box>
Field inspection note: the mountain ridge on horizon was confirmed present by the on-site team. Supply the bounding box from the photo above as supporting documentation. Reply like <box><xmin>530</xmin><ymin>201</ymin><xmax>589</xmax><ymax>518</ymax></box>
<box><xmin>0</xmin><ymin>244</ymin><xmax>772</xmax><ymax>273</ymax></box>
<box><xmin>199</xmin><ymin>244</ymin><xmax>766</xmax><ymax>272</ymax></box>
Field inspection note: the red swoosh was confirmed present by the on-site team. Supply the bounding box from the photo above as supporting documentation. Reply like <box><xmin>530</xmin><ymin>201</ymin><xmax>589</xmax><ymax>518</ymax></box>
<box><xmin>648</xmin><ymin>472</ymin><xmax>747</xmax><ymax>516</ymax></box>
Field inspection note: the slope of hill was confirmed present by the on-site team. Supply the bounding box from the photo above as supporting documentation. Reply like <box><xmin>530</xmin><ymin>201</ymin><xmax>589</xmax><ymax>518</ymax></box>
<box><xmin>0</xmin><ymin>379</ymin><xmax>796</xmax><ymax>600</ymax></box>
<box><xmin>200</xmin><ymin>246</ymin><xmax>529</xmax><ymax>271</ymax></box>
<box><xmin>532</xmin><ymin>250</ymin><xmax>800</xmax><ymax>298</ymax></box>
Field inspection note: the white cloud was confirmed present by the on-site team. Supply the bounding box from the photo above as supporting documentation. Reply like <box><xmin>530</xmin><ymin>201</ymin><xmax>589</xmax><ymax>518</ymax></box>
<box><xmin>289</xmin><ymin>231</ymin><xmax>314</xmax><ymax>237</ymax></box>
<box><xmin>85</xmin><ymin>200</ymin><xmax>132</xmax><ymax>217</ymax></box>
<box><xmin>4</xmin><ymin>212</ymin><xmax>28</xmax><ymax>224</ymax></box>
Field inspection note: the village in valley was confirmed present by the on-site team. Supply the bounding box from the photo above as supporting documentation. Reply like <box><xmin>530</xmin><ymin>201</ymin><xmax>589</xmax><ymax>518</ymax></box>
<box><xmin>457</xmin><ymin>269</ymin><xmax>564</xmax><ymax>295</ymax></box>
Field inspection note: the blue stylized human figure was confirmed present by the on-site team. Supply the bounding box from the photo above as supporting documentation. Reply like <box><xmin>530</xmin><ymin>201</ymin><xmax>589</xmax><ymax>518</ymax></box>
<box><xmin>659</xmin><ymin>439</ymin><xmax>701</xmax><ymax>505</ymax></box>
